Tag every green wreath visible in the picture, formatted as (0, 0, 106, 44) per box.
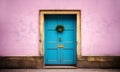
(56, 25, 64, 33)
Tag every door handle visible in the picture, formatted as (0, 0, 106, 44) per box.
(57, 44, 64, 48)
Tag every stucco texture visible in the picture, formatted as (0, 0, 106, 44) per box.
(0, 0, 120, 56)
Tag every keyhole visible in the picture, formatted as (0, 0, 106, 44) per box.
(59, 37, 61, 42)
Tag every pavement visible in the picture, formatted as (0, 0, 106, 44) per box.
(0, 69, 120, 72)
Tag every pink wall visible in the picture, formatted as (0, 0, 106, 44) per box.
(0, 0, 120, 56)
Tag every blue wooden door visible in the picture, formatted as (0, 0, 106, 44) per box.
(44, 14, 76, 65)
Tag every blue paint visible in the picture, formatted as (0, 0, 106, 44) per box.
(44, 14, 76, 65)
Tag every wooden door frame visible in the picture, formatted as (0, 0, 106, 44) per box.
(39, 10, 81, 65)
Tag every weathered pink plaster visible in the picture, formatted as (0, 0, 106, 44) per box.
(0, 0, 120, 56)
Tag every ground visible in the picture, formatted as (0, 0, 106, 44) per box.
(0, 69, 120, 72)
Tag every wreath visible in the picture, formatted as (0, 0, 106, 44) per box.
(56, 25, 64, 33)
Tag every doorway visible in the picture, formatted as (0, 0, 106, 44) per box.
(39, 10, 81, 66)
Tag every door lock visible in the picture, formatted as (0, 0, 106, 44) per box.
(59, 37, 62, 42)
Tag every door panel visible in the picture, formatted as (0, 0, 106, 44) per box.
(46, 50, 58, 64)
(63, 31, 74, 42)
(44, 14, 76, 65)
(61, 50, 74, 64)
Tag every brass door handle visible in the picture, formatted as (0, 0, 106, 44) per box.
(57, 44, 64, 48)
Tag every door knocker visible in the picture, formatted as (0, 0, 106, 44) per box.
(56, 25, 64, 33)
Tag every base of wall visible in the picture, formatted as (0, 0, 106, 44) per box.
(0, 56, 43, 69)
(77, 61, 120, 68)
(77, 56, 120, 68)
(0, 56, 120, 68)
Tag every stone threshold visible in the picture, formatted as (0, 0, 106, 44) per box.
(44, 66, 78, 69)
